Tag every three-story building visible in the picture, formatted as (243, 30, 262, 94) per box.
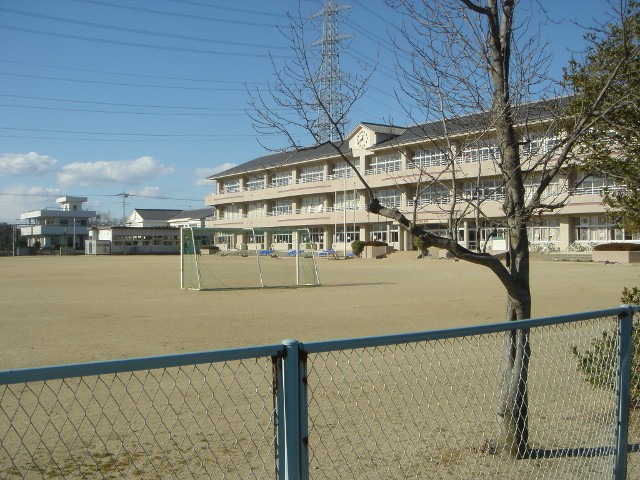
(205, 104, 637, 254)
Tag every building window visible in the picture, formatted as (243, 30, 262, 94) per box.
(244, 233, 264, 244)
(375, 188, 401, 208)
(299, 165, 324, 184)
(59, 219, 68, 225)
(334, 191, 359, 211)
(390, 225, 399, 243)
(301, 196, 324, 213)
(336, 225, 360, 243)
(412, 148, 449, 168)
(271, 171, 292, 187)
(460, 141, 500, 163)
(368, 153, 401, 174)
(462, 178, 505, 201)
(412, 184, 450, 205)
(273, 233, 292, 245)
(246, 175, 265, 191)
(304, 227, 325, 249)
(521, 135, 560, 155)
(215, 234, 234, 248)
(572, 216, 637, 242)
(247, 202, 265, 218)
(418, 223, 449, 238)
(524, 173, 562, 199)
(223, 205, 240, 219)
(529, 217, 560, 242)
(272, 200, 293, 216)
(573, 172, 622, 196)
(369, 224, 387, 242)
(332, 160, 359, 179)
(222, 179, 240, 193)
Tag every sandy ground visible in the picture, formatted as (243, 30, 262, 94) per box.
(2, 253, 639, 479)
(0, 253, 638, 370)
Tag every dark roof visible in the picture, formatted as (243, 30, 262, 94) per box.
(170, 207, 216, 221)
(373, 97, 570, 149)
(210, 97, 569, 178)
(133, 209, 182, 221)
(210, 141, 352, 179)
(360, 122, 406, 136)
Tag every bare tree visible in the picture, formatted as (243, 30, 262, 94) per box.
(249, 0, 634, 459)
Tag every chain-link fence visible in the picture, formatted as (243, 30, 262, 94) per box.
(300, 306, 640, 480)
(1, 307, 638, 479)
(0, 347, 282, 479)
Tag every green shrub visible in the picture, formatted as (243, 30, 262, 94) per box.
(413, 236, 430, 255)
(572, 286, 640, 407)
(622, 287, 640, 305)
(351, 240, 365, 257)
(364, 240, 388, 247)
(593, 243, 640, 252)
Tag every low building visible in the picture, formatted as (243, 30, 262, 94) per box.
(19, 196, 96, 253)
(86, 207, 216, 255)
(125, 209, 182, 227)
(87, 226, 181, 255)
(168, 207, 216, 228)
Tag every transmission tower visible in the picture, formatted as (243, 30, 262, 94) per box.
(310, 0, 352, 143)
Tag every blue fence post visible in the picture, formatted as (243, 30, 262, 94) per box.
(282, 339, 304, 480)
(274, 353, 286, 480)
(614, 306, 633, 480)
(299, 348, 309, 480)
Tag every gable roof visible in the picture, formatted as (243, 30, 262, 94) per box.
(208, 97, 570, 179)
(210, 141, 352, 179)
(360, 122, 406, 136)
(169, 207, 216, 221)
(132, 209, 182, 221)
(373, 97, 570, 149)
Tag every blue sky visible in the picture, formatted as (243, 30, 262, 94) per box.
(0, 0, 614, 222)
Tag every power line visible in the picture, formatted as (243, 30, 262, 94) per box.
(69, 0, 286, 29)
(0, 7, 289, 51)
(161, 0, 287, 19)
(0, 102, 251, 117)
(0, 134, 277, 143)
(0, 93, 265, 112)
(0, 71, 258, 92)
(0, 25, 291, 59)
(0, 192, 205, 202)
(0, 125, 265, 138)
(0, 59, 268, 86)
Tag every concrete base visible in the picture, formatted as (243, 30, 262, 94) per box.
(592, 251, 640, 264)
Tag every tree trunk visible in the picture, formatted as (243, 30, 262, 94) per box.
(497, 217, 532, 458)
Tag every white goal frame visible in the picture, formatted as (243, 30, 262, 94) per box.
(180, 227, 320, 290)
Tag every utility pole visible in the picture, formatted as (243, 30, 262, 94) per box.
(116, 193, 131, 225)
(310, 0, 352, 142)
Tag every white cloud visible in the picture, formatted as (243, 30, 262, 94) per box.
(0, 152, 58, 176)
(57, 156, 174, 187)
(134, 186, 162, 198)
(0, 184, 63, 221)
(193, 163, 236, 186)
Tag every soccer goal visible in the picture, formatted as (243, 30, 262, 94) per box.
(181, 227, 321, 290)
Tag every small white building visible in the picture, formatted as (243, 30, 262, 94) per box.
(19, 196, 96, 253)
(125, 209, 182, 227)
(85, 207, 215, 255)
(87, 226, 181, 255)
(168, 207, 216, 228)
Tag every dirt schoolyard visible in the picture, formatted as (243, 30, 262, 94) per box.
(1, 254, 638, 370)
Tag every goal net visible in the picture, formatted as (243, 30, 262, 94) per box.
(181, 227, 320, 290)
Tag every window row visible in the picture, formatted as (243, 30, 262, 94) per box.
(219, 136, 563, 194)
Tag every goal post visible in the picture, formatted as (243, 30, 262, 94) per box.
(180, 227, 320, 290)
